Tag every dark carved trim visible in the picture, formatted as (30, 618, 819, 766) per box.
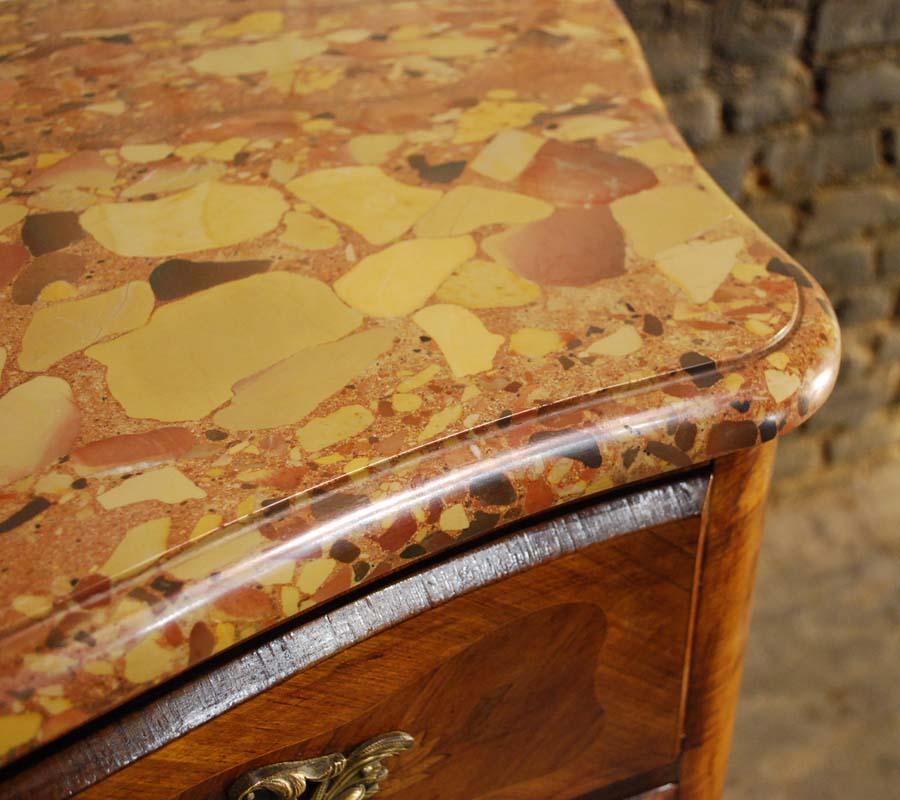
(0, 471, 709, 799)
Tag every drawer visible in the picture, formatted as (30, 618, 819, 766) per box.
(74, 510, 700, 800)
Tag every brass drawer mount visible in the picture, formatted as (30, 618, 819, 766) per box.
(228, 731, 414, 800)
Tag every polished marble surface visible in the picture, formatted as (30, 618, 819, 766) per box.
(0, 0, 838, 763)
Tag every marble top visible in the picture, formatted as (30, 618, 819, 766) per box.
(0, 0, 838, 765)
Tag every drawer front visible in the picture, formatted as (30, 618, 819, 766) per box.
(78, 514, 700, 800)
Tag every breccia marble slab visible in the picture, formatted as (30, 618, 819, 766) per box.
(0, 0, 838, 765)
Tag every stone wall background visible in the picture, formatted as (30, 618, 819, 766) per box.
(620, 0, 900, 485)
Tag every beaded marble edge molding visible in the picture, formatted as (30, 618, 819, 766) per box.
(0, 0, 839, 765)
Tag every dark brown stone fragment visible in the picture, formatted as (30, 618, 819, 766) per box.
(706, 420, 759, 456)
(188, 621, 216, 664)
(0, 497, 52, 534)
(674, 421, 698, 452)
(0, 243, 29, 288)
(680, 351, 722, 388)
(470, 472, 517, 506)
(310, 492, 367, 521)
(643, 314, 664, 336)
(330, 539, 361, 563)
(407, 153, 466, 183)
(149, 258, 270, 301)
(11, 252, 85, 303)
(150, 575, 183, 597)
(529, 430, 603, 468)
(646, 441, 693, 468)
(21, 212, 85, 256)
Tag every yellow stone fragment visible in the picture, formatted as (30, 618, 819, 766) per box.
(214, 327, 394, 431)
(390, 34, 494, 58)
(0, 713, 41, 757)
(99, 516, 171, 578)
(87, 273, 361, 421)
(36, 280, 77, 302)
(34, 472, 71, 495)
(124, 634, 181, 684)
(656, 237, 744, 304)
(214, 622, 236, 652)
(28, 186, 96, 212)
(391, 393, 422, 413)
(97, 467, 205, 510)
(280, 210, 340, 250)
(12, 595, 53, 619)
(269, 159, 299, 184)
(732, 261, 768, 283)
(413, 304, 503, 377)
(439, 504, 469, 531)
(510, 328, 564, 358)
(346, 133, 403, 165)
(36, 152, 70, 169)
(610, 186, 733, 259)
(212, 11, 284, 38)
(19, 281, 154, 372)
(203, 137, 249, 162)
(548, 458, 574, 484)
(585, 326, 643, 356)
(765, 369, 801, 402)
(397, 364, 440, 392)
(287, 166, 441, 245)
(173, 141, 214, 160)
(257, 560, 295, 586)
(296, 405, 374, 451)
(281, 585, 301, 615)
(469, 129, 545, 182)
(454, 99, 546, 144)
(36, 695, 71, 715)
(0, 377, 79, 487)
(618, 138, 693, 168)
(86, 100, 126, 116)
(0, 202, 26, 232)
(84, 660, 114, 676)
(745, 319, 775, 337)
(190, 512, 223, 540)
(723, 373, 745, 392)
(343, 456, 370, 473)
(297, 557, 335, 594)
(418, 402, 462, 442)
(81, 181, 287, 257)
(767, 351, 790, 370)
(120, 144, 173, 163)
(189, 34, 327, 76)
(546, 115, 629, 141)
(170, 528, 266, 582)
(334, 236, 475, 316)
(415, 186, 552, 238)
(121, 162, 226, 199)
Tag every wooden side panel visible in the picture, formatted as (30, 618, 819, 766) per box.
(679, 442, 776, 799)
(79, 516, 701, 800)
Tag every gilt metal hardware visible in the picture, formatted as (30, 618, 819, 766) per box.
(228, 731, 414, 800)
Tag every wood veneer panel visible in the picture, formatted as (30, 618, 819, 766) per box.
(679, 442, 777, 799)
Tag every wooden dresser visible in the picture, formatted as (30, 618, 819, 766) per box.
(0, 1, 839, 798)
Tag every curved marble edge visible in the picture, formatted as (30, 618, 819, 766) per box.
(0, 257, 837, 766)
